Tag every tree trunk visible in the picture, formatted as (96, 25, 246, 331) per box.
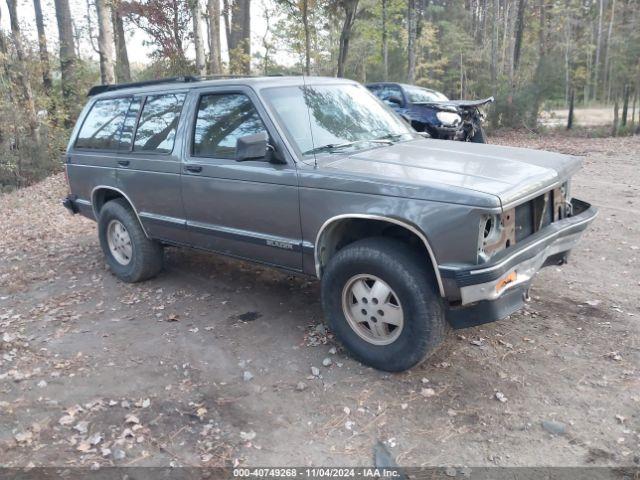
(530, 0, 547, 127)
(54, 0, 79, 117)
(302, 0, 311, 75)
(207, 0, 222, 74)
(96, 0, 116, 84)
(611, 95, 618, 136)
(6, 0, 39, 139)
(490, 0, 498, 85)
(382, 0, 388, 80)
(567, 87, 574, 129)
(630, 87, 637, 130)
(228, 0, 251, 74)
(602, 0, 615, 102)
(593, 0, 603, 101)
(33, 0, 53, 93)
(337, 0, 358, 78)
(112, 6, 131, 82)
(621, 84, 629, 127)
(190, 0, 207, 75)
(512, 0, 526, 72)
(407, 0, 416, 83)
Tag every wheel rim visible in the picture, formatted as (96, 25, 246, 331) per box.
(341, 274, 404, 346)
(107, 219, 133, 266)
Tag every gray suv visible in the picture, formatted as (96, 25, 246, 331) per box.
(63, 76, 597, 372)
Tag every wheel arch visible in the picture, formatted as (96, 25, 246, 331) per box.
(314, 214, 445, 297)
(90, 185, 150, 238)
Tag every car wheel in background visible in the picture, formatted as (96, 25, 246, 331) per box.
(470, 125, 487, 143)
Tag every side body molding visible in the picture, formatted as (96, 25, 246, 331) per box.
(90, 185, 151, 239)
(314, 214, 445, 297)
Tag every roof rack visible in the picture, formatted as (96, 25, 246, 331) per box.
(87, 73, 286, 97)
(87, 76, 199, 97)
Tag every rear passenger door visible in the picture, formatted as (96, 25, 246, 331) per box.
(116, 91, 189, 244)
(180, 86, 302, 271)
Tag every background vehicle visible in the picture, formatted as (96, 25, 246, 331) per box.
(366, 82, 494, 143)
(63, 76, 595, 372)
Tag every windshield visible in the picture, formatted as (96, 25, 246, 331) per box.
(405, 86, 449, 103)
(261, 84, 414, 157)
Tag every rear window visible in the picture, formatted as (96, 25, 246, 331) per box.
(133, 93, 186, 153)
(75, 98, 132, 150)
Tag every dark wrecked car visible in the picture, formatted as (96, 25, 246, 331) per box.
(366, 82, 494, 143)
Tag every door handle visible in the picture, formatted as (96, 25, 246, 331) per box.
(117, 160, 130, 167)
(185, 165, 203, 173)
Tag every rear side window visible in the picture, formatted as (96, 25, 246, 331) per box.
(133, 93, 186, 153)
(193, 93, 267, 159)
(75, 97, 132, 150)
(118, 98, 142, 151)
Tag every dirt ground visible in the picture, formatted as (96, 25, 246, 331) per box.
(540, 107, 620, 128)
(0, 132, 638, 469)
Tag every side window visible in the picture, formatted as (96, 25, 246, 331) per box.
(118, 98, 142, 151)
(75, 97, 132, 150)
(379, 86, 403, 104)
(193, 93, 267, 159)
(367, 85, 381, 96)
(133, 93, 186, 153)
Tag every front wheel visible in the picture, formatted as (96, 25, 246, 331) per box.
(321, 237, 447, 372)
(470, 125, 487, 143)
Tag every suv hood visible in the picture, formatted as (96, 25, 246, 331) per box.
(321, 139, 581, 209)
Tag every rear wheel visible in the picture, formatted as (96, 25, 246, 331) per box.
(321, 237, 447, 372)
(98, 199, 164, 283)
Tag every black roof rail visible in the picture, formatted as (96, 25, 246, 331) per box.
(87, 73, 290, 97)
(87, 76, 199, 97)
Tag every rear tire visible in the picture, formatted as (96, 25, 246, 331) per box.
(321, 237, 447, 372)
(98, 198, 164, 283)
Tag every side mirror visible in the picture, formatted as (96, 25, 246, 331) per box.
(235, 132, 286, 164)
(387, 96, 403, 106)
(236, 132, 269, 161)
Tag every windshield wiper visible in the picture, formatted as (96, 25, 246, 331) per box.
(303, 139, 393, 155)
(375, 133, 408, 143)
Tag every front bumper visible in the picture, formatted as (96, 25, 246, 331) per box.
(442, 198, 597, 328)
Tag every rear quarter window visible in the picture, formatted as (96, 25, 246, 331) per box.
(75, 97, 132, 150)
(133, 93, 186, 153)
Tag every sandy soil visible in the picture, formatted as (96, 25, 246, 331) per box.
(0, 132, 638, 468)
(540, 107, 624, 128)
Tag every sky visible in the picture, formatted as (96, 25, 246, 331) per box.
(0, 0, 294, 68)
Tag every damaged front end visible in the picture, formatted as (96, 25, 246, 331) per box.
(441, 182, 597, 329)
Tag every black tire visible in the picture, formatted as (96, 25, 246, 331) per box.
(321, 237, 447, 372)
(470, 125, 487, 143)
(98, 198, 164, 283)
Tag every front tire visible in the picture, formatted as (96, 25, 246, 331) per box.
(321, 237, 447, 372)
(98, 199, 164, 283)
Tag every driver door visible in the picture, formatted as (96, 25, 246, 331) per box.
(180, 86, 303, 271)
